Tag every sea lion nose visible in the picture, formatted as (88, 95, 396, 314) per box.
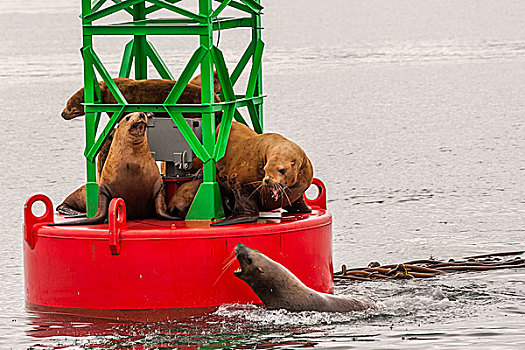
(235, 243, 247, 255)
(264, 178, 270, 184)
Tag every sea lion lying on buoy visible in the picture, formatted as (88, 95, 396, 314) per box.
(234, 244, 377, 312)
(167, 179, 203, 219)
(61, 78, 221, 120)
(56, 129, 115, 216)
(52, 112, 180, 225)
(189, 71, 222, 95)
(212, 121, 313, 226)
(167, 178, 234, 219)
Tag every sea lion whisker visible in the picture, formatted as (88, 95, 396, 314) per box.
(279, 185, 292, 206)
(214, 253, 238, 286)
(248, 182, 264, 199)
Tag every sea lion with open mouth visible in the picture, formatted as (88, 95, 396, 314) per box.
(212, 121, 313, 226)
(61, 78, 221, 120)
(233, 243, 377, 312)
(51, 112, 181, 225)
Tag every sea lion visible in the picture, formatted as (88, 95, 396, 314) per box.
(189, 71, 222, 95)
(167, 179, 203, 218)
(212, 121, 313, 226)
(52, 112, 180, 225)
(234, 243, 377, 312)
(167, 177, 234, 219)
(56, 129, 115, 216)
(61, 78, 221, 120)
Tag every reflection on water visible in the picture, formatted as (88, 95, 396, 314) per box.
(1, 0, 525, 348)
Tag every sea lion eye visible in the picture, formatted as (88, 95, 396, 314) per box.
(125, 115, 131, 121)
(278, 168, 287, 175)
(246, 257, 252, 265)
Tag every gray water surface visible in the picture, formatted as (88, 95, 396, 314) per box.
(1, 1, 525, 349)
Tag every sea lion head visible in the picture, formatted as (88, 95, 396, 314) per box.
(234, 244, 272, 284)
(61, 87, 86, 120)
(234, 243, 299, 309)
(115, 112, 150, 144)
(262, 143, 303, 200)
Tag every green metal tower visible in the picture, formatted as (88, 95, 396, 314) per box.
(79, 0, 264, 220)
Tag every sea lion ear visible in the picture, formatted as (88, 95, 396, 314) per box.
(257, 267, 264, 273)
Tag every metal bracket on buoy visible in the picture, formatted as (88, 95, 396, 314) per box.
(304, 178, 327, 210)
(108, 198, 127, 255)
(24, 194, 54, 249)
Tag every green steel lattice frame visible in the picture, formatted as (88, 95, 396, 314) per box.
(80, 0, 264, 220)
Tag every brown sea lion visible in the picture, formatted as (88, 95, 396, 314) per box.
(167, 177, 234, 219)
(56, 129, 115, 216)
(189, 71, 222, 95)
(51, 112, 180, 225)
(212, 121, 313, 226)
(61, 78, 221, 120)
(167, 179, 203, 219)
(234, 244, 377, 312)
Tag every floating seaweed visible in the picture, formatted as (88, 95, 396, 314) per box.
(334, 251, 525, 281)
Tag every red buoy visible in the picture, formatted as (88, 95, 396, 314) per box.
(24, 179, 333, 321)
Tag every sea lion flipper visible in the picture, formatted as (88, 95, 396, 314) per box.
(154, 182, 183, 220)
(283, 196, 312, 214)
(211, 184, 259, 226)
(210, 215, 258, 226)
(49, 190, 110, 226)
(56, 204, 84, 216)
(65, 214, 87, 219)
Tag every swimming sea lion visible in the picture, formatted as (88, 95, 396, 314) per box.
(56, 129, 115, 216)
(52, 112, 180, 225)
(234, 244, 377, 312)
(61, 78, 221, 120)
(212, 121, 313, 226)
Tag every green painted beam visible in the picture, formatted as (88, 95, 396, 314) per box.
(147, 0, 206, 23)
(119, 39, 135, 78)
(91, 0, 107, 12)
(239, 0, 263, 14)
(212, 17, 254, 31)
(84, 0, 142, 23)
(211, 0, 233, 18)
(85, 106, 126, 161)
(213, 104, 235, 160)
(145, 0, 182, 15)
(82, 0, 99, 217)
(165, 109, 211, 163)
(245, 39, 264, 99)
(233, 108, 248, 125)
(145, 40, 175, 80)
(213, 0, 252, 14)
(133, 2, 148, 80)
(165, 46, 207, 104)
(84, 103, 221, 113)
(84, 24, 207, 35)
(230, 41, 255, 86)
(247, 100, 262, 133)
(84, 47, 128, 104)
(110, 0, 135, 16)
